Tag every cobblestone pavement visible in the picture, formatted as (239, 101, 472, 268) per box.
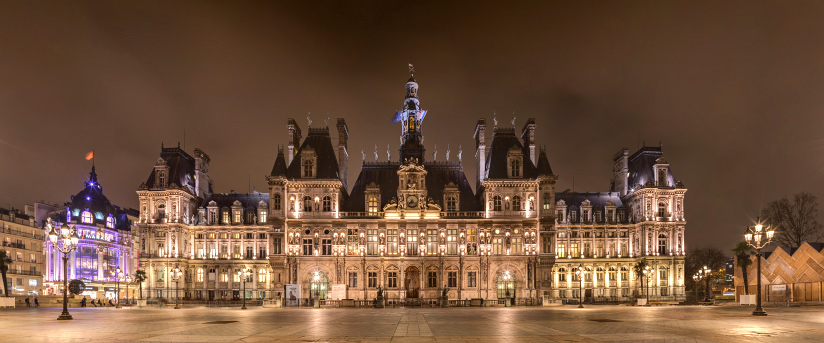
(1, 304, 823, 342)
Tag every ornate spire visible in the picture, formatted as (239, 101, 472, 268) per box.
(399, 65, 426, 162)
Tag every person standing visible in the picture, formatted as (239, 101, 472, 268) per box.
(81, 296, 87, 307)
(34, 297, 39, 307)
(24, 297, 30, 307)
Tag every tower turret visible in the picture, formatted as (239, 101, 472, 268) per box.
(399, 65, 426, 162)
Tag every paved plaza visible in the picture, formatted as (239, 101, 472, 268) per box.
(0, 304, 822, 342)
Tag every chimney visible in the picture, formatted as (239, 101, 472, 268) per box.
(287, 118, 302, 165)
(336, 118, 349, 190)
(521, 118, 536, 165)
(612, 148, 629, 196)
(474, 118, 487, 186)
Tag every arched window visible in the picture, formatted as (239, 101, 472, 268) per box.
(543, 193, 551, 210)
(658, 202, 666, 217)
(558, 268, 567, 282)
(322, 196, 332, 212)
(496, 272, 516, 299)
(106, 215, 114, 228)
(302, 159, 314, 178)
(197, 268, 204, 282)
(446, 196, 457, 212)
(273, 194, 281, 210)
(608, 267, 616, 281)
(512, 196, 521, 211)
(493, 196, 502, 211)
(303, 196, 312, 212)
(367, 196, 378, 214)
(81, 210, 93, 224)
(658, 234, 667, 255)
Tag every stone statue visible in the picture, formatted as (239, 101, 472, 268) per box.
(442, 288, 449, 297)
(377, 286, 383, 297)
(458, 145, 462, 163)
(446, 144, 450, 161)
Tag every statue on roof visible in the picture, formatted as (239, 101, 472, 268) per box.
(458, 145, 462, 163)
(374, 144, 378, 161)
(307, 114, 312, 127)
(446, 145, 450, 161)
(511, 115, 516, 126)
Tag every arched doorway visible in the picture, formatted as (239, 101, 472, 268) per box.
(496, 271, 516, 299)
(405, 266, 419, 298)
(309, 271, 329, 300)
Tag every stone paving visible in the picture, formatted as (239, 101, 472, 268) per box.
(0, 304, 823, 342)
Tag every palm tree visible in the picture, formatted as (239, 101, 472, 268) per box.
(0, 250, 12, 297)
(134, 269, 147, 300)
(732, 241, 753, 295)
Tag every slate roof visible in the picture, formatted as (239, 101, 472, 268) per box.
(536, 148, 553, 176)
(270, 148, 287, 177)
(345, 162, 479, 212)
(64, 166, 137, 231)
(555, 191, 624, 208)
(286, 127, 341, 181)
(204, 191, 269, 209)
(484, 127, 537, 179)
(143, 146, 197, 194)
(625, 146, 677, 189)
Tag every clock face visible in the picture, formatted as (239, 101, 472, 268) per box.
(407, 195, 418, 208)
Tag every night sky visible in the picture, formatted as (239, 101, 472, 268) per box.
(1, 1, 823, 252)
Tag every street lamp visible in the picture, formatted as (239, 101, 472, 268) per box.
(47, 219, 79, 320)
(312, 271, 320, 308)
(172, 265, 182, 309)
(642, 265, 655, 306)
(115, 267, 122, 308)
(503, 271, 511, 307)
(745, 218, 775, 316)
(693, 266, 711, 302)
(575, 264, 587, 308)
(125, 275, 132, 306)
(238, 269, 251, 309)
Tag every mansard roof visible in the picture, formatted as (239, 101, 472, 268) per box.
(484, 127, 537, 179)
(270, 148, 287, 177)
(204, 191, 269, 209)
(344, 162, 479, 212)
(286, 127, 341, 180)
(626, 145, 677, 189)
(143, 145, 197, 193)
(555, 190, 624, 208)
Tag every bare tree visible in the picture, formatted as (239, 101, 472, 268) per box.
(685, 247, 726, 294)
(760, 192, 823, 250)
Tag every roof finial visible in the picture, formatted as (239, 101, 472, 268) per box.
(446, 144, 450, 161)
(307, 113, 312, 127)
(408, 63, 414, 77)
(387, 144, 391, 161)
(325, 116, 330, 127)
(511, 113, 516, 126)
(493, 111, 498, 127)
(374, 144, 378, 161)
(458, 145, 462, 163)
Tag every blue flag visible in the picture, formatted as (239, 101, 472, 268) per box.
(391, 110, 403, 124)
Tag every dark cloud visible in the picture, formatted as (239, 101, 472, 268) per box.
(1, 1, 823, 252)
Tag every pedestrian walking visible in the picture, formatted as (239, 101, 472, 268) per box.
(34, 297, 39, 307)
(25, 297, 30, 307)
(81, 296, 87, 307)
(97, 299, 102, 307)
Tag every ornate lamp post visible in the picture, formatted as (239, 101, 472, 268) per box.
(642, 265, 655, 306)
(239, 269, 251, 309)
(125, 275, 131, 306)
(575, 264, 587, 308)
(47, 219, 79, 320)
(745, 219, 775, 316)
(115, 267, 122, 308)
(693, 266, 711, 302)
(172, 265, 182, 309)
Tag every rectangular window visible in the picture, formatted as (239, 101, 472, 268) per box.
(246, 232, 253, 239)
(272, 238, 282, 255)
(233, 232, 241, 239)
(557, 243, 566, 258)
(584, 243, 591, 258)
(447, 229, 457, 255)
(570, 243, 579, 257)
(245, 246, 253, 259)
(493, 238, 503, 255)
(322, 239, 332, 255)
(426, 229, 438, 255)
(303, 238, 313, 256)
(348, 272, 358, 288)
(233, 244, 241, 259)
(467, 272, 477, 287)
(259, 233, 267, 239)
(259, 247, 266, 259)
(511, 237, 522, 254)
(407, 229, 418, 255)
(368, 272, 377, 288)
(347, 229, 359, 256)
(447, 271, 457, 288)
(367, 229, 378, 255)
(208, 233, 216, 239)
(466, 228, 477, 255)
(222, 211, 229, 224)
(387, 229, 398, 255)
(220, 233, 228, 239)
(387, 272, 398, 288)
(427, 271, 437, 288)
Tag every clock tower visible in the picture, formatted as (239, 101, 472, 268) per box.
(398, 65, 427, 163)
(397, 158, 427, 212)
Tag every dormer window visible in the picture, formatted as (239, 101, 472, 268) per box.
(300, 149, 317, 178)
(81, 210, 93, 224)
(106, 215, 114, 228)
(367, 196, 378, 214)
(222, 210, 229, 224)
(446, 196, 457, 212)
(658, 202, 666, 217)
(506, 147, 524, 178)
(158, 171, 166, 187)
(570, 211, 577, 222)
(272, 194, 282, 211)
(233, 210, 241, 224)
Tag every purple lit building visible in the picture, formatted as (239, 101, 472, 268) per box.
(44, 167, 139, 300)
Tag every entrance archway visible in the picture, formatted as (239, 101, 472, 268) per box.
(496, 271, 516, 299)
(405, 266, 419, 298)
